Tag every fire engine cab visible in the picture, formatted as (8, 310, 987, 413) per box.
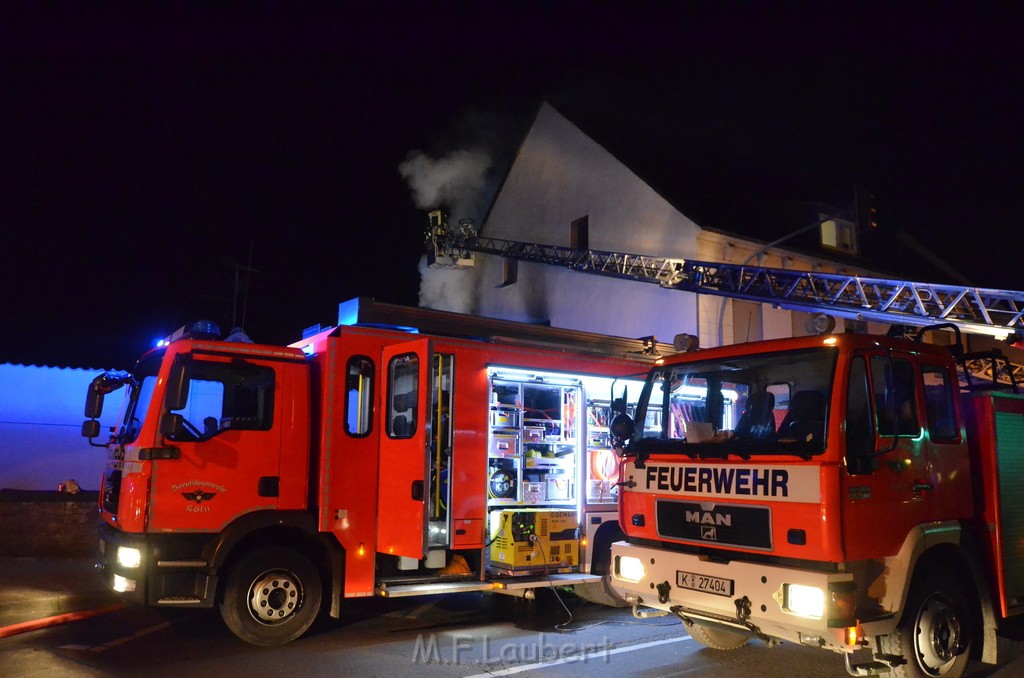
(608, 326, 1024, 677)
(83, 298, 653, 645)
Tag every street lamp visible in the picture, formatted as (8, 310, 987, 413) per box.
(716, 216, 835, 347)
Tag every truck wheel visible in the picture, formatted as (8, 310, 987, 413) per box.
(878, 572, 972, 678)
(685, 620, 750, 650)
(219, 546, 323, 646)
(574, 573, 629, 608)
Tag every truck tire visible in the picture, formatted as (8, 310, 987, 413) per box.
(574, 573, 629, 608)
(878, 571, 972, 678)
(684, 620, 750, 650)
(219, 546, 323, 646)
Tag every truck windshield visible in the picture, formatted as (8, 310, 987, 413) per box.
(631, 347, 837, 459)
(116, 354, 162, 444)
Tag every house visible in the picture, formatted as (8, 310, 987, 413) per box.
(421, 103, 890, 350)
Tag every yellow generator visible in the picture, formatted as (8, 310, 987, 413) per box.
(489, 509, 579, 572)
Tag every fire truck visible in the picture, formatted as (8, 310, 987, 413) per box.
(83, 298, 655, 645)
(428, 214, 1024, 677)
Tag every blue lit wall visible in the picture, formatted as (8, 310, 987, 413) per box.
(0, 363, 119, 491)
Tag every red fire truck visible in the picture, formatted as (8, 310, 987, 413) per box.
(425, 214, 1024, 676)
(83, 298, 652, 645)
(607, 325, 1024, 677)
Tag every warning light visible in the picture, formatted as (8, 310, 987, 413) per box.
(158, 320, 221, 347)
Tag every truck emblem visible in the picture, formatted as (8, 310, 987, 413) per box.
(182, 490, 216, 504)
(701, 526, 718, 540)
(685, 509, 732, 527)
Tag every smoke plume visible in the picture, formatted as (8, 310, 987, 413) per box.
(399, 148, 493, 226)
(400, 111, 519, 313)
(400, 148, 493, 313)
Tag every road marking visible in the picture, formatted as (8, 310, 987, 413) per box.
(403, 603, 437, 619)
(60, 612, 202, 653)
(461, 635, 693, 677)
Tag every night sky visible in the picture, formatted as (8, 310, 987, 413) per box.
(2, 3, 1022, 370)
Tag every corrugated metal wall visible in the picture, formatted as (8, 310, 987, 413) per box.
(0, 364, 119, 491)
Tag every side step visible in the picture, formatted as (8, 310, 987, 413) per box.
(377, 580, 495, 597)
(376, 572, 602, 598)
(492, 573, 601, 591)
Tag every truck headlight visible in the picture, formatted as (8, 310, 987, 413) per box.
(112, 574, 136, 592)
(117, 546, 142, 568)
(785, 584, 825, 619)
(615, 555, 646, 583)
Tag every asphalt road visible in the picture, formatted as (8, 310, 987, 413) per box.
(0, 587, 1016, 678)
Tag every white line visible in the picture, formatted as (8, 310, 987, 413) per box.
(461, 635, 693, 677)
(403, 603, 436, 619)
(59, 612, 202, 653)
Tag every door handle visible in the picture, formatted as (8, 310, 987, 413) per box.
(913, 480, 933, 493)
(411, 480, 424, 501)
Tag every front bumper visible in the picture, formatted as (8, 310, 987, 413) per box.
(610, 541, 856, 651)
(98, 523, 219, 608)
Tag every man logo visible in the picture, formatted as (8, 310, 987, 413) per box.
(685, 510, 732, 527)
(701, 526, 718, 540)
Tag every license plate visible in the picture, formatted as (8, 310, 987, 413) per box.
(677, 570, 734, 597)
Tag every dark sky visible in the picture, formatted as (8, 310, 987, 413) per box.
(2, 3, 1022, 369)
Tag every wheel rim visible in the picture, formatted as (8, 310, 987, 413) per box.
(914, 592, 964, 676)
(247, 568, 304, 625)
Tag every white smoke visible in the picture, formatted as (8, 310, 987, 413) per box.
(400, 148, 495, 313)
(399, 148, 493, 225)
(416, 255, 475, 314)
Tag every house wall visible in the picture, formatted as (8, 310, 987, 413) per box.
(693, 229, 894, 347)
(472, 103, 700, 347)
(434, 103, 883, 351)
(0, 363, 119, 491)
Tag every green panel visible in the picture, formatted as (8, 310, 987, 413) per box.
(996, 410, 1024, 602)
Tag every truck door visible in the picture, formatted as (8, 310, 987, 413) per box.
(377, 339, 432, 559)
(148, 353, 283, 532)
(842, 350, 931, 557)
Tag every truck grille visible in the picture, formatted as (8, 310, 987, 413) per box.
(102, 468, 122, 515)
(656, 500, 772, 550)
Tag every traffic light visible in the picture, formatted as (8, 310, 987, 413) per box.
(855, 186, 879, 231)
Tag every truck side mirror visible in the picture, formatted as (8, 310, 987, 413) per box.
(165, 363, 190, 410)
(82, 419, 101, 438)
(160, 412, 187, 440)
(610, 412, 636, 450)
(85, 389, 103, 419)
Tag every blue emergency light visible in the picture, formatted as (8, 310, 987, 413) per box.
(157, 320, 221, 347)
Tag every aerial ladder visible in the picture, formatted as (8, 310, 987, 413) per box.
(426, 210, 1024, 387)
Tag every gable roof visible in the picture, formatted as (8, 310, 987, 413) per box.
(486, 101, 909, 278)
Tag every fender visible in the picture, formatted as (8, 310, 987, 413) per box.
(206, 510, 346, 614)
(206, 510, 321, 567)
(859, 520, 996, 661)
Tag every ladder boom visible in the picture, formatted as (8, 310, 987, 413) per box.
(430, 218, 1024, 339)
